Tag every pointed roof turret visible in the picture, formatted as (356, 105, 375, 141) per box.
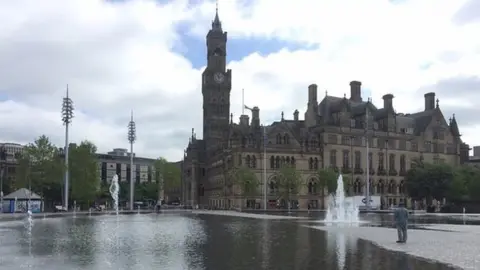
(211, 0, 222, 32)
(450, 114, 460, 137)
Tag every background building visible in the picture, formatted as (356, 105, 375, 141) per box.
(466, 146, 480, 167)
(95, 148, 182, 203)
(0, 142, 24, 194)
(181, 8, 469, 210)
(97, 148, 154, 184)
(0, 144, 180, 203)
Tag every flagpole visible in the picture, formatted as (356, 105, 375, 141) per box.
(263, 125, 267, 211)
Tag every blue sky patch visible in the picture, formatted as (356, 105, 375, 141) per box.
(173, 23, 318, 69)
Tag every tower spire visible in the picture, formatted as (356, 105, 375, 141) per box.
(212, 0, 222, 31)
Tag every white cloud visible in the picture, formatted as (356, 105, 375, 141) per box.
(0, 0, 479, 161)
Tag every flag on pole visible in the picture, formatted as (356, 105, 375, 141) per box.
(244, 105, 253, 111)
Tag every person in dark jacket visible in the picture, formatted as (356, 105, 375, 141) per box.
(394, 202, 409, 243)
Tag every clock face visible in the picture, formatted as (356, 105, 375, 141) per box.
(214, 72, 225, 83)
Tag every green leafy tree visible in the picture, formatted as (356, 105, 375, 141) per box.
(97, 182, 111, 201)
(154, 157, 181, 201)
(405, 160, 454, 204)
(69, 141, 100, 208)
(118, 182, 130, 203)
(135, 182, 158, 201)
(450, 166, 480, 201)
(230, 166, 259, 198)
(316, 168, 349, 194)
(277, 165, 302, 207)
(316, 168, 350, 209)
(15, 135, 64, 206)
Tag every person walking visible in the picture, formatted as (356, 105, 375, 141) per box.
(394, 202, 409, 243)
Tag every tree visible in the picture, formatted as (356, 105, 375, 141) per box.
(15, 135, 64, 206)
(316, 168, 349, 195)
(450, 166, 480, 201)
(405, 161, 454, 204)
(135, 182, 158, 201)
(316, 168, 350, 209)
(154, 157, 181, 201)
(230, 166, 259, 198)
(69, 141, 100, 207)
(277, 165, 302, 208)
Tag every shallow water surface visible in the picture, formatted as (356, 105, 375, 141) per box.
(0, 213, 456, 269)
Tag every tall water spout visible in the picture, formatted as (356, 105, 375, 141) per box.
(110, 174, 120, 215)
(324, 174, 359, 223)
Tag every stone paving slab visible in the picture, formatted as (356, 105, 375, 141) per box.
(307, 225, 480, 269)
(420, 224, 480, 233)
(192, 210, 307, 220)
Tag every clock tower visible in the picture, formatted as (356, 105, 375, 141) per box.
(202, 7, 232, 153)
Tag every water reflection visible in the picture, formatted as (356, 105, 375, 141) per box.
(260, 219, 270, 269)
(0, 214, 458, 270)
(336, 233, 345, 269)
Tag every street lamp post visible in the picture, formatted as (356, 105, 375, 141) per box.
(61, 85, 74, 211)
(127, 110, 136, 210)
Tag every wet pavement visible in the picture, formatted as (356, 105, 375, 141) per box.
(0, 212, 462, 270)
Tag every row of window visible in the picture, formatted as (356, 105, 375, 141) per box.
(307, 134, 455, 154)
(351, 179, 406, 195)
(100, 162, 153, 183)
(234, 132, 456, 155)
(267, 177, 405, 195)
(270, 156, 296, 169)
(328, 151, 408, 172)
(244, 155, 297, 169)
(275, 134, 290, 144)
(243, 152, 409, 172)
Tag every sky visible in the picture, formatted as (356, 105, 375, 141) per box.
(0, 0, 479, 162)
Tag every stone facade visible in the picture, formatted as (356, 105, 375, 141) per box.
(181, 9, 469, 210)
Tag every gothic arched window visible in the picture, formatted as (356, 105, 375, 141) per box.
(269, 178, 278, 194)
(308, 179, 317, 194)
(378, 179, 385, 194)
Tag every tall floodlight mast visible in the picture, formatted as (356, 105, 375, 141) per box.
(61, 85, 74, 211)
(127, 110, 136, 210)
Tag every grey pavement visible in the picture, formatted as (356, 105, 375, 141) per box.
(308, 224, 480, 269)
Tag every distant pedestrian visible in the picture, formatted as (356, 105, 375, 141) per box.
(394, 202, 409, 243)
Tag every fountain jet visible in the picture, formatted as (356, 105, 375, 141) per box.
(324, 174, 359, 223)
(110, 174, 120, 215)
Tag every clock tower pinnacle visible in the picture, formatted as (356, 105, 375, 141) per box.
(202, 4, 232, 153)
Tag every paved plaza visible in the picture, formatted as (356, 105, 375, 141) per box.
(2, 210, 479, 269)
(308, 224, 480, 269)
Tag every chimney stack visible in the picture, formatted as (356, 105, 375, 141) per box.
(308, 84, 318, 103)
(239, 115, 249, 126)
(382, 94, 394, 109)
(349, 81, 362, 102)
(251, 106, 260, 127)
(293, 109, 299, 121)
(424, 92, 435, 111)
